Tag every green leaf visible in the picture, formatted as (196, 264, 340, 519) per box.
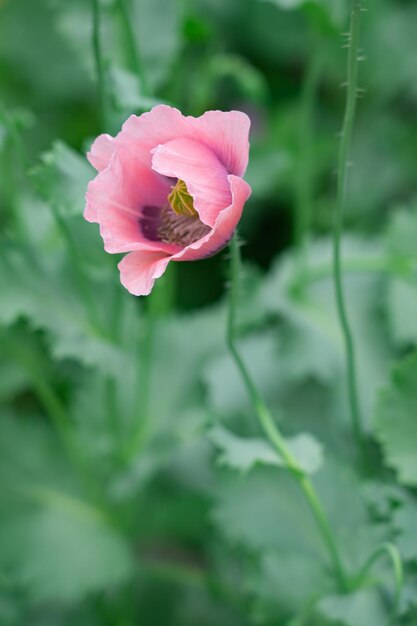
(149, 306, 227, 428)
(209, 425, 323, 474)
(385, 207, 417, 347)
(204, 328, 281, 415)
(400, 574, 417, 617)
(248, 551, 333, 619)
(212, 466, 324, 555)
(386, 279, 417, 347)
(109, 65, 166, 114)
(318, 588, 388, 626)
(394, 495, 417, 562)
(0, 416, 134, 602)
(374, 352, 417, 487)
(0, 244, 132, 376)
(0, 500, 133, 603)
(0, 357, 28, 404)
(31, 141, 93, 216)
(259, 238, 392, 427)
(212, 458, 388, 622)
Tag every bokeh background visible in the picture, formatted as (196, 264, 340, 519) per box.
(1, 0, 417, 624)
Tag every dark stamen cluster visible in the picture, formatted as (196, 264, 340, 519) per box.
(140, 205, 211, 246)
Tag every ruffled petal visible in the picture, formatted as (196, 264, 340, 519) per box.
(172, 175, 251, 262)
(151, 138, 231, 227)
(85, 146, 177, 254)
(116, 105, 250, 176)
(117, 106, 190, 166)
(190, 110, 251, 177)
(118, 250, 171, 296)
(87, 134, 116, 172)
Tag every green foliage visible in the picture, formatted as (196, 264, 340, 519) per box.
(1, 0, 417, 624)
(318, 589, 388, 626)
(210, 424, 323, 474)
(375, 353, 417, 487)
(0, 416, 134, 602)
(30, 141, 94, 217)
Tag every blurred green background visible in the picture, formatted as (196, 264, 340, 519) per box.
(1, 0, 417, 624)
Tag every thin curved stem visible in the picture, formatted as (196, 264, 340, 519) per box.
(227, 234, 347, 591)
(354, 543, 403, 626)
(333, 0, 364, 446)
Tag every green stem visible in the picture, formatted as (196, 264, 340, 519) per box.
(333, 0, 363, 446)
(295, 50, 322, 287)
(227, 235, 347, 591)
(92, 0, 109, 130)
(353, 543, 403, 626)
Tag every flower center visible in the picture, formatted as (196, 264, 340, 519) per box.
(167, 179, 198, 217)
(139, 180, 211, 247)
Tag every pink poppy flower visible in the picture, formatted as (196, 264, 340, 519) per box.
(85, 105, 251, 295)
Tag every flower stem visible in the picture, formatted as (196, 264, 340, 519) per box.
(294, 49, 322, 287)
(333, 0, 364, 446)
(227, 234, 347, 591)
(353, 543, 403, 625)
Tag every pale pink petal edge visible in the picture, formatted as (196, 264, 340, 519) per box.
(87, 134, 116, 172)
(118, 250, 171, 296)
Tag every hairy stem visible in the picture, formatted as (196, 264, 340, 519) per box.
(333, 0, 364, 445)
(227, 234, 347, 591)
